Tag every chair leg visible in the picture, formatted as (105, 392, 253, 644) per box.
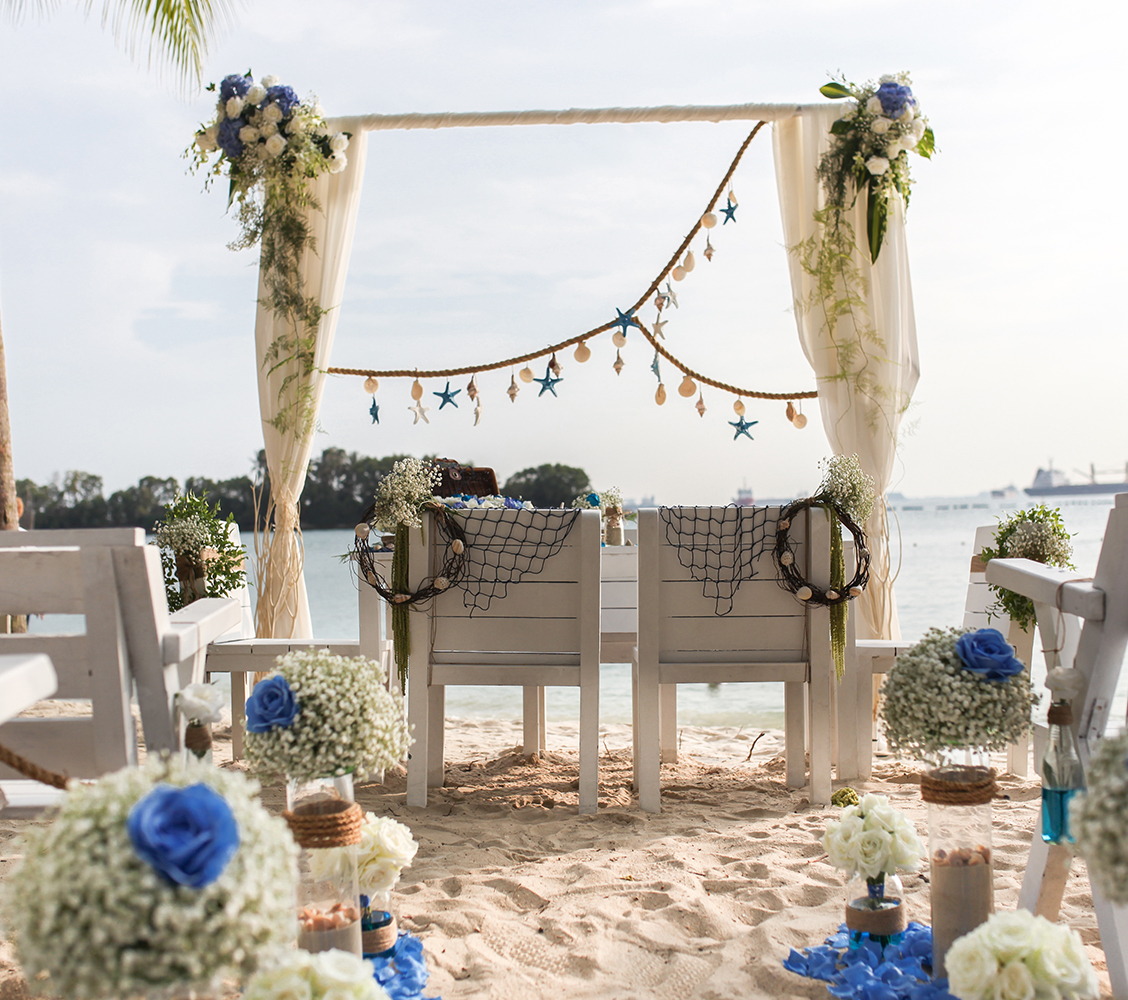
(636, 655, 662, 813)
(578, 666, 599, 815)
(428, 686, 445, 788)
(522, 686, 545, 755)
(406, 671, 430, 808)
(808, 666, 833, 806)
(659, 684, 677, 763)
(784, 681, 805, 789)
(230, 671, 247, 761)
(631, 657, 640, 790)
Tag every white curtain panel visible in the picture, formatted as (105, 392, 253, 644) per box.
(772, 105, 920, 641)
(253, 119, 369, 638)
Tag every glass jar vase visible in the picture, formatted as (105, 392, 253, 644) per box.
(845, 873, 906, 952)
(285, 775, 363, 957)
(922, 761, 995, 978)
(361, 888, 399, 958)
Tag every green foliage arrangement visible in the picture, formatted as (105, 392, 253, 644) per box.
(980, 505, 1074, 631)
(153, 492, 247, 611)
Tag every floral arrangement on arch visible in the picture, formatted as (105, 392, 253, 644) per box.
(1071, 728, 1128, 905)
(822, 792, 924, 890)
(0, 756, 298, 999)
(244, 649, 412, 783)
(945, 909, 1098, 1000)
(571, 486, 637, 521)
(880, 627, 1037, 757)
(242, 949, 388, 1000)
(153, 491, 246, 612)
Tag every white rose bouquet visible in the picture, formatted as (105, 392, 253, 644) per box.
(822, 792, 924, 889)
(176, 681, 225, 726)
(1071, 728, 1128, 905)
(310, 812, 419, 896)
(946, 910, 1098, 1000)
(242, 949, 389, 1000)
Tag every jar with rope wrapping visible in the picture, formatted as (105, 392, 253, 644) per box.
(285, 774, 364, 957)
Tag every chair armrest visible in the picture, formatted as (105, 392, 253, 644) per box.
(0, 653, 58, 725)
(164, 599, 243, 664)
(985, 558, 1104, 621)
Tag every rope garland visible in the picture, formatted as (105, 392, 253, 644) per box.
(327, 122, 818, 403)
(920, 766, 998, 807)
(284, 798, 365, 849)
(0, 742, 69, 789)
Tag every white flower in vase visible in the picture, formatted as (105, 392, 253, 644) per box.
(865, 155, 890, 176)
(262, 102, 284, 125)
(327, 153, 348, 174)
(246, 83, 267, 105)
(261, 74, 280, 87)
(177, 682, 225, 726)
(265, 134, 287, 158)
(239, 124, 260, 144)
(226, 95, 245, 117)
(330, 131, 350, 152)
(870, 117, 892, 134)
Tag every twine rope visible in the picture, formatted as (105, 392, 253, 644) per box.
(184, 724, 213, 754)
(920, 767, 998, 806)
(1042, 576, 1094, 657)
(283, 798, 365, 849)
(0, 741, 69, 789)
(327, 122, 818, 403)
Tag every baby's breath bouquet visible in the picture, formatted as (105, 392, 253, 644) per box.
(880, 627, 1037, 758)
(244, 650, 412, 783)
(1071, 729, 1128, 905)
(0, 756, 298, 999)
(153, 491, 246, 611)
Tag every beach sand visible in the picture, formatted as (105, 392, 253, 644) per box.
(0, 715, 1113, 999)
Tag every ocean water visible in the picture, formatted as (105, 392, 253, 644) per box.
(296, 495, 1125, 731)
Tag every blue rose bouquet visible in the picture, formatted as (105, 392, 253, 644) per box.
(879, 627, 1037, 758)
(0, 756, 298, 999)
(244, 650, 412, 783)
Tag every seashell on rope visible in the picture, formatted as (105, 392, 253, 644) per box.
(363, 376, 379, 394)
(655, 384, 667, 405)
(451, 539, 465, 555)
(796, 586, 813, 601)
(574, 341, 591, 363)
(613, 350, 625, 375)
(678, 374, 697, 397)
(508, 375, 519, 402)
(519, 365, 534, 383)
(354, 523, 370, 540)
(411, 379, 423, 401)
(695, 393, 706, 417)
(671, 265, 686, 281)
(612, 330, 627, 348)
(733, 398, 746, 416)
(682, 250, 695, 273)
(793, 413, 808, 429)
(701, 212, 717, 229)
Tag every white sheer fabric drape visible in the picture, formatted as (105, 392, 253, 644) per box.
(254, 119, 368, 638)
(772, 105, 920, 641)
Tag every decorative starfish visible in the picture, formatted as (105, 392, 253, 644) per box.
(433, 381, 461, 409)
(613, 308, 642, 335)
(409, 401, 430, 425)
(534, 364, 562, 397)
(729, 415, 758, 440)
(664, 282, 678, 309)
(652, 317, 668, 340)
(369, 398, 380, 424)
(721, 198, 738, 224)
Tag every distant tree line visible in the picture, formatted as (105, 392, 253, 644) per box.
(15, 452, 591, 531)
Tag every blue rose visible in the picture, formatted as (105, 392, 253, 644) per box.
(217, 118, 245, 159)
(955, 628, 1024, 682)
(586, 493, 600, 506)
(876, 81, 915, 119)
(265, 84, 300, 118)
(219, 73, 251, 102)
(246, 675, 300, 733)
(504, 497, 524, 509)
(127, 783, 239, 889)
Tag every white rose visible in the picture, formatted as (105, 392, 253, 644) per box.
(854, 828, 893, 880)
(910, 117, 926, 138)
(865, 156, 890, 176)
(261, 74, 280, 87)
(863, 804, 897, 834)
(226, 95, 245, 117)
(946, 935, 999, 1000)
(261, 121, 278, 137)
(246, 83, 267, 105)
(255, 143, 271, 161)
(313, 102, 325, 117)
(176, 683, 225, 725)
(983, 911, 1041, 965)
(996, 960, 1037, 1000)
(327, 153, 348, 174)
(330, 131, 349, 152)
(866, 96, 883, 115)
(262, 102, 284, 125)
(265, 134, 287, 158)
(870, 117, 892, 134)
(900, 104, 915, 120)
(287, 114, 306, 135)
(194, 125, 219, 152)
(311, 949, 373, 988)
(239, 125, 260, 144)
(890, 827, 924, 870)
(1048, 923, 1099, 996)
(859, 793, 884, 814)
(251, 969, 314, 1000)
(215, 98, 227, 121)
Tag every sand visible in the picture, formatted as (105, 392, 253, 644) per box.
(0, 715, 1113, 999)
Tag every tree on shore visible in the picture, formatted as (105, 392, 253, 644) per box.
(502, 464, 591, 508)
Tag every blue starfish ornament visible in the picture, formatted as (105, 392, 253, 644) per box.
(721, 198, 738, 224)
(369, 397, 380, 424)
(534, 364, 563, 397)
(613, 308, 642, 336)
(651, 351, 661, 380)
(433, 381, 461, 409)
(729, 416, 758, 440)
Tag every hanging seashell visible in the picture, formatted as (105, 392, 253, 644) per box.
(727, 188, 738, 207)
(549, 353, 562, 376)
(519, 365, 534, 383)
(793, 413, 808, 429)
(796, 586, 813, 601)
(733, 398, 746, 416)
(655, 383, 667, 405)
(508, 375, 519, 402)
(613, 350, 625, 375)
(411, 379, 423, 401)
(780, 551, 794, 566)
(654, 292, 667, 311)
(392, 593, 410, 604)
(574, 341, 591, 363)
(703, 237, 715, 262)
(473, 400, 482, 426)
(849, 586, 863, 597)
(701, 212, 717, 229)
(363, 376, 379, 394)
(612, 330, 627, 348)
(354, 523, 371, 540)
(678, 374, 696, 397)
(466, 376, 478, 401)
(451, 539, 465, 555)
(785, 401, 796, 422)
(682, 251, 695, 273)
(826, 590, 840, 601)
(695, 393, 706, 417)
(671, 265, 686, 281)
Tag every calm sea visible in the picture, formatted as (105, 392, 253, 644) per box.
(297, 495, 1125, 731)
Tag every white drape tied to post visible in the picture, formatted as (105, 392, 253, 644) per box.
(254, 120, 369, 638)
(772, 105, 920, 641)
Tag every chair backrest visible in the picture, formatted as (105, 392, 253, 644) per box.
(418, 508, 601, 664)
(964, 525, 1010, 631)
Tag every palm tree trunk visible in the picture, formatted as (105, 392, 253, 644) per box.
(0, 311, 27, 633)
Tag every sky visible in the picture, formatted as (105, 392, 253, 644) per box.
(1, 0, 1126, 507)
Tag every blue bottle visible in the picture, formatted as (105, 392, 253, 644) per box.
(1041, 701, 1085, 844)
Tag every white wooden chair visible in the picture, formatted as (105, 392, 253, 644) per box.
(402, 508, 601, 812)
(0, 529, 239, 793)
(632, 505, 835, 812)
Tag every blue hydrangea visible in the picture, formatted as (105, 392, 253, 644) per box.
(217, 118, 245, 159)
(219, 73, 251, 102)
(265, 84, 300, 118)
(876, 81, 915, 119)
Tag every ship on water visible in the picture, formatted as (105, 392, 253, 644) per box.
(1024, 463, 1128, 497)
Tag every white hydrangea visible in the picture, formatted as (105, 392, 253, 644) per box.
(880, 627, 1037, 757)
(1072, 729, 1128, 904)
(244, 650, 413, 783)
(243, 949, 389, 1000)
(822, 792, 924, 881)
(0, 757, 298, 999)
(946, 910, 1098, 1000)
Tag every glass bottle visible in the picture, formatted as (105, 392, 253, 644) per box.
(1041, 702, 1085, 844)
(845, 872, 905, 951)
